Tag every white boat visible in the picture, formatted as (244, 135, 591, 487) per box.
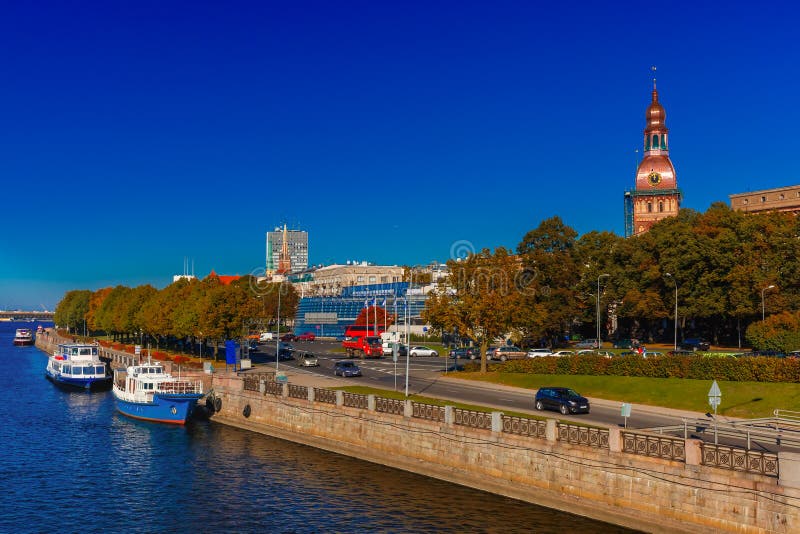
(13, 328, 34, 346)
(45, 343, 112, 391)
(112, 362, 204, 425)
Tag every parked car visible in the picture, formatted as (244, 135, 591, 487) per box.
(280, 333, 297, 342)
(449, 347, 479, 359)
(490, 346, 526, 361)
(574, 338, 598, 349)
(613, 339, 638, 349)
(534, 387, 590, 415)
(645, 351, 665, 358)
(259, 332, 275, 342)
(333, 360, 362, 377)
(409, 346, 438, 357)
(296, 332, 316, 342)
(297, 351, 319, 367)
(679, 338, 710, 351)
(527, 348, 554, 358)
(551, 350, 575, 357)
(668, 349, 695, 357)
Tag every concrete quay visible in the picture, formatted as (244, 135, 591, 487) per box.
(209, 370, 800, 534)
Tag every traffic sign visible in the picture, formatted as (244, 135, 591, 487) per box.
(620, 403, 632, 417)
(134, 345, 141, 356)
(708, 380, 722, 412)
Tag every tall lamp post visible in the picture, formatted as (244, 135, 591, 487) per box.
(596, 274, 609, 349)
(275, 280, 282, 372)
(761, 284, 776, 322)
(404, 269, 414, 397)
(665, 273, 678, 351)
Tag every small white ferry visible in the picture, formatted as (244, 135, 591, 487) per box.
(13, 328, 34, 346)
(112, 362, 204, 425)
(46, 343, 112, 391)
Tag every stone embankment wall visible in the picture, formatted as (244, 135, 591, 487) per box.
(210, 373, 800, 534)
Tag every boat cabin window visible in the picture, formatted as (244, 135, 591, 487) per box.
(82, 366, 94, 375)
(63, 365, 71, 374)
(79, 348, 91, 356)
(95, 366, 104, 374)
(73, 366, 83, 375)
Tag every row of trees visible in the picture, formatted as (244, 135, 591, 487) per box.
(424, 204, 800, 371)
(54, 275, 299, 358)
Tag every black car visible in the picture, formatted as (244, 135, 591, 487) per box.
(679, 338, 710, 351)
(448, 347, 479, 359)
(534, 387, 590, 415)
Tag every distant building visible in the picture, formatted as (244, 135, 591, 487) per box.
(266, 226, 308, 275)
(172, 274, 197, 283)
(729, 185, 800, 215)
(624, 78, 682, 237)
(207, 270, 240, 285)
(290, 263, 405, 297)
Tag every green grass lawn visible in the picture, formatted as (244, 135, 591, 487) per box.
(452, 372, 800, 418)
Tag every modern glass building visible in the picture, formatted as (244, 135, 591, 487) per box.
(293, 282, 427, 338)
(266, 227, 308, 274)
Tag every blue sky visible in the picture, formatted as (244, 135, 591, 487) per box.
(2, 1, 799, 309)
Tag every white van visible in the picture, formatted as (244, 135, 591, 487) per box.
(259, 332, 274, 342)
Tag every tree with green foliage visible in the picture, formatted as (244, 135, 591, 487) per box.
(54, 290, 91, 333)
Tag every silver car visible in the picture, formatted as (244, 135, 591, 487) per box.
(298, 352, 319, 367)
(409, 346, 438, 357)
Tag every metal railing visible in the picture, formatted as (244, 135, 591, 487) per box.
(157, 380, 202, 394)
(558, 423, 609, 449)
(375, 396, 405, 415)
(264, 381, 282, 396)
(643, 416, 800, 451)
(412, 402, 444, 422)
(454, 408, 492, 430)
(701, 443, 779, 477)
(314, 388, 337, 405)
(288, 384, 308, 399)
(622, 430, 686, 461)
(502, 415, 546, 438)
(343, 392, 368, 409)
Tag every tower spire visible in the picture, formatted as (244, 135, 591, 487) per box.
(651, 65, 657, 91)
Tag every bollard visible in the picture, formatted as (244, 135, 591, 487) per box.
(545, 419, 557, 442)
(281, 382, 289, 398)
(335, 390, 344, 407)
(308, 387, 315, 403)
(368, 394, 376, 412)
(404, 399, 413, 418)
(444, 405, 454, 425)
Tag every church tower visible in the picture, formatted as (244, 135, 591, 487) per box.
(624, 75, 682, 237)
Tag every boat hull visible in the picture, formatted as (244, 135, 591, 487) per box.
(14, 339, 34, 346)
(45, 369, 112, 392)
(114, 392, 204, 425)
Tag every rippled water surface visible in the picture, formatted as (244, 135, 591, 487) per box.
(0, 323, 638, 533)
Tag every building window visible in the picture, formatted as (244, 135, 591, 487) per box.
(381, 276, 388, 283)
(743, 198, 749, 205)
(652, 134, 658, 148)
(660, 134, 666, 148)
(658, 202, 664, 212)
(647, 202, 653, 213)
(368, 276, 376, 283)
(357, 276, 364, 283)
(761, 196, 767, 203)
(780, 193, 785, 200)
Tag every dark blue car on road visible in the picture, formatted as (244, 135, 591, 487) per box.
(334, 360, 362, 377)
(534, 387, 590, 415)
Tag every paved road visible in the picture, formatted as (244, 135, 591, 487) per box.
(249, 340, 690, 431)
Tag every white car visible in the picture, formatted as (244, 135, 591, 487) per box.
(527, 349, 554, 358)
(409, 346, 438, 357)
(552, 350, 575, 357)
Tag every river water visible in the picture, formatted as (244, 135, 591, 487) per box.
(0, 322, 637, 533)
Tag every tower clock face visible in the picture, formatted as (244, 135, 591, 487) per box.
(648, 171, 662, 186)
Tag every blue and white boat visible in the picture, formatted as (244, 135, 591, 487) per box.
(45, 343, 112, 391)
(112, 362, 204, 425)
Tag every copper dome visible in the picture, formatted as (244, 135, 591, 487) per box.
(644, 89, 667, 133)
(635, 154, 676, 188)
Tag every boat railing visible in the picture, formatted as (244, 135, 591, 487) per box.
(157, 380, 203, 395)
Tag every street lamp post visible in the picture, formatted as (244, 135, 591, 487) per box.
(665, 273, 678, 351)
(596, 274, 609, 349)
(405, 269, 413, 397)
(761, 284, 776, 322)
(275, 280, 282, 372)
